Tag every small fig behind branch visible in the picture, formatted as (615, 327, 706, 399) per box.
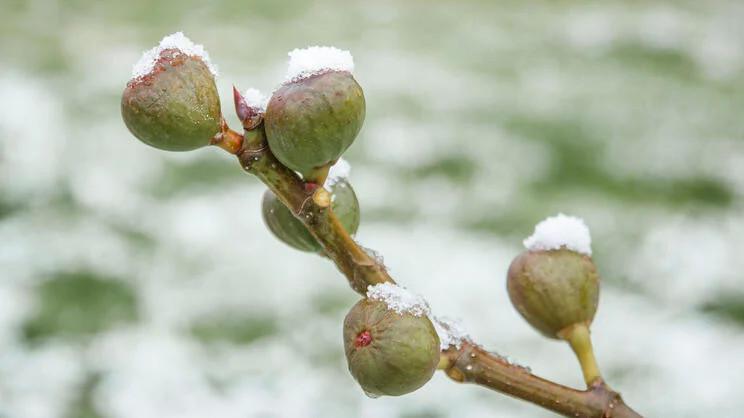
(262, 179, 360, 253)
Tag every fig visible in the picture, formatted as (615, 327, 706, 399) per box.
(265, 70, 365, 179)
(261, 179, 360, 252)
(122, 33, 221, 152)
(507, 248, 599, 339)
(343, 298, 440, 397)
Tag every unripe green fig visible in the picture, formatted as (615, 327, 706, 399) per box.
(261, 179, 360, 252)
(122, 38, 222, 152)
(264, 71, 365, 178)
(507, 249, 599, 339)
(343, 298, 440, 397)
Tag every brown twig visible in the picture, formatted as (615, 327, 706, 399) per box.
(226, 126, 642, 418)
(442, 342, 640, 417)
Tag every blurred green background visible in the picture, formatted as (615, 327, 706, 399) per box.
(2, 0, 744, 417)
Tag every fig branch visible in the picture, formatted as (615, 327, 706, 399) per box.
(443, 342, 640, 418)
(217, 123, 641, 418)
(236, 127, 391, 294)
(120, 34, 643, 418)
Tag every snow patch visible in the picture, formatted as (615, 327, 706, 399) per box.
(324, 158, 351, 188)
(285, 46, 354, 83)
(366, 283, 429, 317)
(131, 32, 218, 80)
(243, 88, 268, 111)
(431, 316, 469, 350)
(366, 283, 470, 350)
(523, 213, 592, 256)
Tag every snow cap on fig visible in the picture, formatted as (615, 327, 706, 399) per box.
(284, 46, 354, 83)
(368, 284, 470, 350)
(122, 32, 222, 151)
(265, 46, 365, 182)
(344, 287, 440, 397)
(366, 282, 430, 317)
(507, 214, 599, 339)
(523, 213, 592, 256)
(261, 160, 360, 253)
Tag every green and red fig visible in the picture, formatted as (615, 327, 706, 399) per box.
(343, 298, 440, 397)
(122, 33, 222, 152)
(261, 179, 360, 253)
(507, 248, 599, 339)
(265, 70, 365, 180)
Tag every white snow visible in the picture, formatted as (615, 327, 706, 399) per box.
(366, 282, 470, 350)
(284, 46, 354, 83)
(366, 282, 430, 317)
(324, 158, 351, 188)
(131, 32, 218, 80)
(523, 213, 592, 256)
(431, 316, 469, 350)
(242, 88, 268, 111)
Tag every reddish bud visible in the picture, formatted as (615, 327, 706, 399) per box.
(233, 85, 265, 130)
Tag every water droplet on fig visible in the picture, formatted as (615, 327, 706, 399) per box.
(363, 390, 380, 399)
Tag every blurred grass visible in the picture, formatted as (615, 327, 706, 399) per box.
(148, 156, 243, 198)
(504, 116, 733, 207)
(22, 271, 138, 344)
(406, 154, 478, 183)
(191, 312, 278, 345)
(1, 0, 744, 416)
(608, 42, 701, 81)
(701, 295, 744, 326)
(311, 291, 356, 317)
(65, 374, 105, 418)
(0, 197, 21, 220)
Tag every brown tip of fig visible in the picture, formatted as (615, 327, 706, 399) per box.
(127, 48, 188, 89)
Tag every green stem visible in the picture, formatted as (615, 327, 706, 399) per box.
(304, 163, 331, 186)
(560, 323, 602, 387)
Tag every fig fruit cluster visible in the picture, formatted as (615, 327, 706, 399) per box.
(120, 34, 613, 402)
(121, 37, 366, 255)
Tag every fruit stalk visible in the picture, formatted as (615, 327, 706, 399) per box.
(211, 119, 244, 154)
(221, 125, 642, 417)
(560, 323, 602, 387)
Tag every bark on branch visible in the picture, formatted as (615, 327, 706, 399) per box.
(223, 126, 642, 418)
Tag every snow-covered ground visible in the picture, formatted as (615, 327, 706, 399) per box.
(2, 0, 744, 417)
